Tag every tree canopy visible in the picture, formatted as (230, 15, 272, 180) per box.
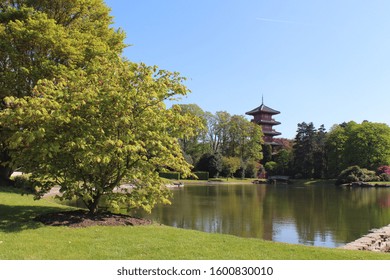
(0, 0, 125, 101)
(292, 122, 327, 178)
(176, 108, 264, 178)
(0, 0, 201, 214)
(326, 121, 390, 176)
(0, 0, 125, 183)
(1, 57, 200, 214)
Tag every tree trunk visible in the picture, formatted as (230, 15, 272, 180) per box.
(0, 165, 13, 186)
(85, 193, 102, 215)
(0, 147, 13, 186)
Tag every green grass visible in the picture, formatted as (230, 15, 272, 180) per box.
(1, 186, 389, 260)
(179, 178, 256, 184)
(293, 179, 337, 186)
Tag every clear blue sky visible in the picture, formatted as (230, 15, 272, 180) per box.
(104, 0, 390, 139)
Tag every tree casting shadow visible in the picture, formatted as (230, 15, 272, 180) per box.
(0, 204, 64, 233)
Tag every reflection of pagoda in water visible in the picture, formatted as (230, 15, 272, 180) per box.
(245, 98, 281, 146)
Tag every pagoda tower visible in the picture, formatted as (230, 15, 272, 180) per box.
(245, 99, 281, 146)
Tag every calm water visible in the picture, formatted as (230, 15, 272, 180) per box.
(134, 183, 390, 248)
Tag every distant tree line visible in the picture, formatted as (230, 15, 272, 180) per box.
(264, 120, 390, 180)
(176, 103, 390, 180)
(177, 104, 263, 178)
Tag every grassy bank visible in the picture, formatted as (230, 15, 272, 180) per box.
(292, 179, 337, 186)
(179, 178, 337, 186)
(0, 187, 389, 260)
(178, 178, 257, 185)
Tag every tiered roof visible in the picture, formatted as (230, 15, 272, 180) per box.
(245, 104, 280, 116)
(246, 100, 281, 146)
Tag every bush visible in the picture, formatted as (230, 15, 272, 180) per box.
(245, 160, 260, 178)
(379, 173, 390, 182)
(377, 166, 390, 175)
(336, 165, 379, 185)
(195, 153, 222, 178)
(221, 156, 241, 178)
(294, 173, 303, 179)
(12, 174, 36, 194)
(264, 161, 278, 176)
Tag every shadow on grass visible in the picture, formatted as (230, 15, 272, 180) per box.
(0, 204, 64, 233)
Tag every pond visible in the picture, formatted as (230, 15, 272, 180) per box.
(134, 182, 390, 248)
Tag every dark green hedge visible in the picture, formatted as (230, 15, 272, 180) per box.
(159, 172, 180, 180)
(159, 171, 209, 181)
(191, 171, 209, 180)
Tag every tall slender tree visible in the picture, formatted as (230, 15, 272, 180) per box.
(177, 104, 208, 165)
(313, 124, 327, 178)
(293, 122, 316, 178)
(292, 122, 327, 178)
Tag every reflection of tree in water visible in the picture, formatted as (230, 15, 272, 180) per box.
(378, 193, 390, 208)
(265, 184, 390, 245)
(142, 183, 390, 246)
(147, 185, 268, 239)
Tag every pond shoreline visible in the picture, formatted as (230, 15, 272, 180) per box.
(341, 225, 390, 253)
(340, 181, 390, 188)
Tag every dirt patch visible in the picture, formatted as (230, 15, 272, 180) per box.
(34, 210, 153, 228)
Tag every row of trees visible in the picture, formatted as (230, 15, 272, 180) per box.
(266, 121, 390, 179)
(178, 104, 263, 178)
(172, 103, 390, 182)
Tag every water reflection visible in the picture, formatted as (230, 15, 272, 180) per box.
(136, 183, 390, 248)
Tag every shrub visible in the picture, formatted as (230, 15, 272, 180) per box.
(12, 174, 36, 194)
(377, 166, 390, 175)
(245, 160, 260, 178)
(221, 156, 241, 178)
(379, 173, 390, 182)
(336, 165, 379, 185)
(294, 173, 303, 179)
(264, 161, 278, 176)
(195, 153, 222, 178)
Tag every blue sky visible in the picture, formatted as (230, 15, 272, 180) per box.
(104, 0, 390, 139)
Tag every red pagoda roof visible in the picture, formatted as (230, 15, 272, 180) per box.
(263, 130, 282, 136)
(255, 119, 281, 125)
(245, 104, 280, 115)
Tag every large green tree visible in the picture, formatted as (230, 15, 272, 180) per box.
(325, 122, 351, 178)
(0, 0, 125, 183)
(177, 104, 208, 165)
(344, 121, 390, 169)
(326, 121, 390, 176)
(1, 57, 199, 214)
(292, 122, 327, 178)
(194, 112, 263, 178)
(292, 122, 316, 178)
(228, 115, 263, 178)
(221, 156, 241, 178)
(205, 111, 231, 154)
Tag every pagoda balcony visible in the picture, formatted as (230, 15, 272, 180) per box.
(263, 129, 282, 136)
(257, 119, 281, 125)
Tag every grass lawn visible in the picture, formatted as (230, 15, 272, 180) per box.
(177, 178, 257, 185)
(1, 187, 389, 260)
